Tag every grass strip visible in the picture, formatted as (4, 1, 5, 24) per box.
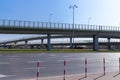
(0, 49, 119, 53)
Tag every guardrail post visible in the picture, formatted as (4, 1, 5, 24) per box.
(58, 23, 59, 29)
(28, 21, 30, 27)
(14, 20, 15, 26)
(8, 20, 10, 26)
(33, 22, 35, 28)
(2, 19, 5, 26)
(54, 23, 56, 29)
(42, 22, 44, 29)
(19, 20, 21, 27)
(37, 22, 39, 28)
(24, 21, 25, 27)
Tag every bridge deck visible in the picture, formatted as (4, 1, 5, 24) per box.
(0, 19, 120, 37)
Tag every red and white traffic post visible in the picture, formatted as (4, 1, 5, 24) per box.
(37, 60, 40, 80)
(85, 58, 87, 77)
(103, 58, 105, 75)
(119, 58, 120, 74)
(63, 60, 66, 80)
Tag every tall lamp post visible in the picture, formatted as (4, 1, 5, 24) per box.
(69, 5, 78, 48)
(49, 13, 53, 23)
(88, 17, 91, 29)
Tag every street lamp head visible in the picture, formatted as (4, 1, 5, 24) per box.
(74, 5, 78, 8)
(69, 5, 72, 9)
(50, 13, 53, 16)
(69, 5, 78, 9)
(89, 17, 91, 20)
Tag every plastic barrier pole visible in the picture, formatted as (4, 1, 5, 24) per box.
(85, 58, 87, 77)
(37, 60, 40, 80)
(63, 60, 66, 80)
(119, 58, 120, 74)
(103, 58, 105, 75)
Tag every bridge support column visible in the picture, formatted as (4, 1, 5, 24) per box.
(70, 37, 72, 48)
(25, 41, 28, 48)
(41, 39, 44, 48)
(93, 35, 99, 51)
(3, 44, 6, 48)
(47, 34, 51, 51)
(14, 42, 17, 48)
(107, 38, 111, 50)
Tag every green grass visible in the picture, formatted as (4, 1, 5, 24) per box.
(0, 49, 119, 53)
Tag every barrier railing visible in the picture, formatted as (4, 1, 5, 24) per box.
(35, 58, 120, 80)
(0, 19, 120, 32)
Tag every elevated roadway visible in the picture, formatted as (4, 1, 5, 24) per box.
(1, 36, 120, 50)
(1, 19, 120, 50)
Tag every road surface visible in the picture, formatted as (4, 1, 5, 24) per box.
(0, 52, 120, 80)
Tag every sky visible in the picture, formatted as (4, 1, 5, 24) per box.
(0, 0, 120, 41)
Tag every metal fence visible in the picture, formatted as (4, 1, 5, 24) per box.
(0, 19, 120, 31)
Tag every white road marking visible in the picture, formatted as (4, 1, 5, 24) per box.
(0, 62, 10, 65)
(49, 54, 56, 56)
(63, 56, 69, 58)
(27, 61, 44, 63)
(0, 74, 15, 78)
(24, 67, 46, 70)
(7, 56, 19, 58)
(68, 58, 85, 61)
(57, 60, 72, 62)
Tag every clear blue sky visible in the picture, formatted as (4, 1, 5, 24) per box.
(0, 0, 120, 41)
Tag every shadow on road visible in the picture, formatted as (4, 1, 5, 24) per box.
(78, 76, 87, 80)
(93, 74, 105, 80)
(113, 73, 120, 78)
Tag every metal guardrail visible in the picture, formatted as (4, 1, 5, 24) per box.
(0, 19, 120, 31)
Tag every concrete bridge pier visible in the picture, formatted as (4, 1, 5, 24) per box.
(3, 43, 6, 48)
(41, 39, 44, 48)
(25, 41, 28, 48)
(30, 45, 34, 49)
(93, 35, 99, 51)
(70, 37, 72, 48)
(47, 34, 51, 51)
(14, 42, 17, 48)
(107, 38, 111, 50)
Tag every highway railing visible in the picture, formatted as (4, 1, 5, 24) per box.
(0, 19, 120, 31)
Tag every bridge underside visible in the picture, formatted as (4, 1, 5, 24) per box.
(0, 28, 120, 51)
(1, 20, 120, 51)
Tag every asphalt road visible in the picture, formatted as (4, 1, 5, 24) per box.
(0, 52, 120, 80)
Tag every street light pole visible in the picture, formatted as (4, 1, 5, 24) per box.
(88, 17, 91, 30)
(49, 13, 53, 23)
(69, 5, 78, 48)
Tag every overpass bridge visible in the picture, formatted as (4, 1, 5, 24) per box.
(1, 19, 120, 51)
(0, 35, 120, 50)
(1, 38, 120, 50)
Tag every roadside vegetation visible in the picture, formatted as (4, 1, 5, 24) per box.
(0, 49, 119, 53)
